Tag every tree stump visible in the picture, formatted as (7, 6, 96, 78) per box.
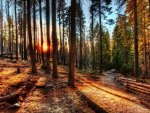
(16, 67, 21, 73)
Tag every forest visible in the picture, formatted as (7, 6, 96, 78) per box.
(0, 0, 150, 113)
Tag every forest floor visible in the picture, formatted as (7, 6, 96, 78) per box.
(0, 59, 150, 113)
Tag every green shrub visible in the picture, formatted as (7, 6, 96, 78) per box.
(120, 64, 132, 75)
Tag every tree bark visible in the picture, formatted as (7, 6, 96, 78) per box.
(76, 39, 78, 68)
(68, 0, 76, 87)
(58, 5, 62, 64)
(39, 0, 44, 65)
(133, 0, 139, 77)
(0, 1, 3, 57)
(12, 17, 14, 59)
(79, 0, 83, 70)
(23, 0, 27, 60)
(46, 0, 51, 73)
(148, 0, 150, 78)
(99, 0, 102, 74)
(52, 0, 58, 79)
(27, 0, 37, 73)
(62, 6, 65, 65)
(143, 13, 148, 78)
(33, 0, 36, 61)
(91, 0, 96, 71)
(7, 1, 12, 60)
(15, 0, 18, 60)
(19, 12, 23, 60)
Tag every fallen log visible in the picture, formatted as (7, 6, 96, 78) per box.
(127, 85, 150, 95)
(115, 77, 136, 82)
(127, 81, 150, 89)
(126, 84, 150, 95)
(115, 76, 150, 96)
(0, 93, 19, 103)
(0, 76, 38, 103)
(115, 77, 150, 89)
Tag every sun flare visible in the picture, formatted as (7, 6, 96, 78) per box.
(43, 43, 48, 52)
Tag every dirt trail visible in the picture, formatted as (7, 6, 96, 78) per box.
(75, 72, 150, 113)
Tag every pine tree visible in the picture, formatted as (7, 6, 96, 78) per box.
(33, 0, 37, 61)
(133, 0, 139, 77)
(15, 0, 18, 60)
(23, 0, 27, 60)
(27, 0, 37, 73)
(46, 0, 51, 73)
(90, 0, 96, 71)
(0, 0, 3, 57)
(39, 0, 44, 65)
(52, 0, 58, 79)
(68, 0, 76, 87)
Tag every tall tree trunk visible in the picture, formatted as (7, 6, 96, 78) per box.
(58, 7, 62, 64)
(143, 13, 148, 78)
(12, 17, 14, 59)
(79, 0, 83, 70)
(27, 0, 37, 73)
(23, 0, 27, 60)
(148, 33, 150, 78)
(149, 0, 150, 77)
(20, 13, 23, 60)
(52, 0, 58, 79)
(76, 39, 78, 68)
(68, 0, 76, 87)
(68, 8, 71, 49)
(62, 7, 65, 65)
(91, 1, 96, 71)
(133, 0, 139, 77)
(7, 2, 12, 60)
(15, 0, 18, 60)
(46, 0, 51, 73)
(33, 0, 36, 61)
(20, 11, 23, 59)
(99, 0, 102, 74)
(84, 41, 87, 69)
(39, 0, 44, 65)
(0, 1, 3, 57)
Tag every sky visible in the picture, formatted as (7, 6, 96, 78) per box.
(1, 0, 121, 38)
(80, 0, 119, 37)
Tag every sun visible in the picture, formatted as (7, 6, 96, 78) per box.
(43, 43, 48, 52)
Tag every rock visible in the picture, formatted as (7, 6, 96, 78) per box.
(46, 84, 53, 88)
(8, 103, 20, 109)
